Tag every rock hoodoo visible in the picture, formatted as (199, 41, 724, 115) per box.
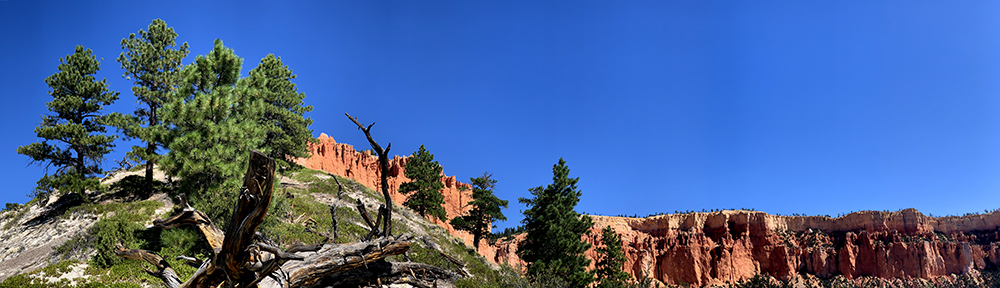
(294, 133, 478, 247)
(298, 133, 1000, 287)
(490, 209, 1000, 286)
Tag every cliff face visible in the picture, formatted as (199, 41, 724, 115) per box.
(491, 209, 1000, 286)
(297, 133, 1000, 286)
(294, 133, 480, 248)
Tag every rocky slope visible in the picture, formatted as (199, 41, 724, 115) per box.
(294, 133, 478, 247)
(0, 164, 494, 287)
(297, 133, 1000, 287)
(0, 169, 172, 282)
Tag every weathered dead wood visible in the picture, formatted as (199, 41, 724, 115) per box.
(366, 205, 386, 240)
(116, 151, 422, 288)
(153, 207, 224, 252)
(356, 199, 377, 230)
(277, 236, 412, 287)
(346, 113, 394, 237)
(329, 173, 346, 239)
(438, 250, 471, 277)
(114, 244, 182, 288)
(289, 260, 461, 288)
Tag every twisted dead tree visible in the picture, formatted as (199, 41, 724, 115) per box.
(113, 151, 457, 288)
(346, 113, 394, 237)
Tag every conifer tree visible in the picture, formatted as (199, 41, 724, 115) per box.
(243, 54, 316, 172)
(160, 39, 264, 224)
(18, 46, 119, 201)
(399, 145, 447, 221)
(106, 19, 189, 197)
(450, 172, 508, 250)
(596, 225, 631, 288)
(518, 158, 594, 287)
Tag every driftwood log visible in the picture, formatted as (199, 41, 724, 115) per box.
(113, 151, 458, 288)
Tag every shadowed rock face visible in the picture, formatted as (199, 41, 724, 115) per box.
(297, 134, 1000, 287)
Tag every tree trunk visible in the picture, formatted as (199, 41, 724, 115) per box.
(346, 113, 394, 237)
(114, 151, 448, 288)
(144, 143, 154, 198)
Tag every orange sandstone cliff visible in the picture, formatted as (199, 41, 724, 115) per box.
(294, 133, 480, 248)
(490, 209, 1000, 286)
(298, 134, 1000, 286)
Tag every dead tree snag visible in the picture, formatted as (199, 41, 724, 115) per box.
(114, 151, 422, 287)
(346, 113, 394, 237)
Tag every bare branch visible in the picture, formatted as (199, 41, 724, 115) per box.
(345, 113, 395, 237)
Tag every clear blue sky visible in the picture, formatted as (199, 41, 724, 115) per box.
(3, 1, 1000, 229)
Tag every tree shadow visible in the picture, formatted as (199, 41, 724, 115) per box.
(23, 192, 84, 227)
(98, 175, 167, 203)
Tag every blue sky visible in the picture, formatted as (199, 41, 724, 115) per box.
(3, 1, 1000, 229)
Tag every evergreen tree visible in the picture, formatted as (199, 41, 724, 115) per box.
(518, 158, 594, 287)
(450, 172, 508, 250)
(160, 39, 265, 224)
(18, 45, 119, 201)
(105, 19, 189, 197)
(399, 145, 447, 221)
(595, 225, 631, 288)
(243, 54, 316, 172)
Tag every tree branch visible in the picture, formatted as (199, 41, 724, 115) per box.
(345, 112, 394, 237)
(115, 151, 419, 288)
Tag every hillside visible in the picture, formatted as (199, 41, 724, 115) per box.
(5, 133, 1000, 288)
(300, 133, 1000, 287)
(0, 165, 510, 287)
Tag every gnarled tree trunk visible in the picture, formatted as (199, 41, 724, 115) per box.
(114, 151, 446, 288)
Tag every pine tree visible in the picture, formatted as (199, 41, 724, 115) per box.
(596, 225, 631, 288)
(518, 158, 594, 287)
(105, 19, 189, 197)
(160, 39, 264, 224)
(18, 45, 119, 201)
(243, 54, 316, 172)
(450, 172, 508, 250)
(399, 145, 447, 221)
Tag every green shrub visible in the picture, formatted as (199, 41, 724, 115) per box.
(0, 273, 48, 288)
(107, 175, 165, 199)
(2, 203, 21, 212)
(89, 215, 146, 268)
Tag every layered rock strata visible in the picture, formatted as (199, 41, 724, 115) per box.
(297, 133, 1000, 287)
(490, 209, 1000, 287)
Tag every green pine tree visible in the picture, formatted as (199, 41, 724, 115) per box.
(160, 39, 265, 224)
(595, 225, 631, 288)
(105, 19, 189, 197)
(17, 45, 119, 201)
(449, 172, 509, 250)
(399, 145, 447, 221)
(518, 158, 595, 288)
(243, 54, 316, 172)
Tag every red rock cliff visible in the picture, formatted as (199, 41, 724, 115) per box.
(297, 134, 1000, 286)
(490, 209, 1000, 287)
(295, 133, 485, 248)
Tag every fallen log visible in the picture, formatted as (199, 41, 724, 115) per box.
(114, 151, 418, 288)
